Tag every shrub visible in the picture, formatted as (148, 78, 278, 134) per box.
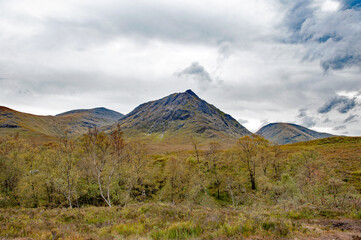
(151, 221, 202, 240)
(112, 222, 144, 237)
(221, 223, 241, 237)
(261, 221, 275, 231)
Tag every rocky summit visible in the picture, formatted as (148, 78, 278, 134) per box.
(118, 90, 251, 141)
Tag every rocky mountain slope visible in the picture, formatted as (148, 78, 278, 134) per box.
(256, 122, 333, 145)
(118, 90, 251, 141)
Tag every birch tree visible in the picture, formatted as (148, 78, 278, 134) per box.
(82, 126, 124, 207)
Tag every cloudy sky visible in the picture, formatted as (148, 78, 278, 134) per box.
(0, 0, 361, 135)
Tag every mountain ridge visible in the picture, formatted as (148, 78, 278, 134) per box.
(256, 122, 334, 145)
(57, 107, 123, 120)
(0, 106, 123, 137)
(1, 91, 338, 145)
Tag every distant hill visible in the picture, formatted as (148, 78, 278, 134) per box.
(57, 107, 124, 126)
(256, 122, 333, 145)
(0, 106, 123, 138)
(118, 90, 251, 142)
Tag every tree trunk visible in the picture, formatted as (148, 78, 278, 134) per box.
(250, 172, 256, 190)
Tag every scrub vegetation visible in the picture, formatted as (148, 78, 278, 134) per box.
(1, 130, 361, 239)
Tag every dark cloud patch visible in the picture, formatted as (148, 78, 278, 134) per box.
(321, 55, 361, 71)
(297, 108, 316, 127)
(284, 0, 313, 34)
(334, 125, 347, 130)
(344, 114, 359, 123)
(175, 62, 212, 83)
(337, 98, 357, 113)
(316, 33, 342, 43)
(318, 96, 357, 114)
(297, 108, 307, 118)
(283, 0, 361, 71)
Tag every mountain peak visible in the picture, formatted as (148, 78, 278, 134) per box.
(185, 89, 198, 97)
(118, 90, 251, 141)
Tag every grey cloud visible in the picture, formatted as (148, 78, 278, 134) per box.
(260, 119, 269, 127)
(297, 108, 316, 127)
(323, 117, 332, 123)
(105, 7, 234, 45)
(217, 42, 234, 62)
(17, 89, 31, 95)
(297, 108, 307, 118)
(238, 118, 249, 124)
(344, 114, 359, 123)
(15, 1, 267, 51)
(175, 62, 212, 83)
(318, 96, 357, 114)
(215, 42, 234, 74)
(334, 125, 347, 130)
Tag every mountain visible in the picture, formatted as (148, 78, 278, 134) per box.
(117, 90, 251, 142)
(0, 106, 123, 138)
(57, 107, 124, 126)
(256, 122, 334, 145)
